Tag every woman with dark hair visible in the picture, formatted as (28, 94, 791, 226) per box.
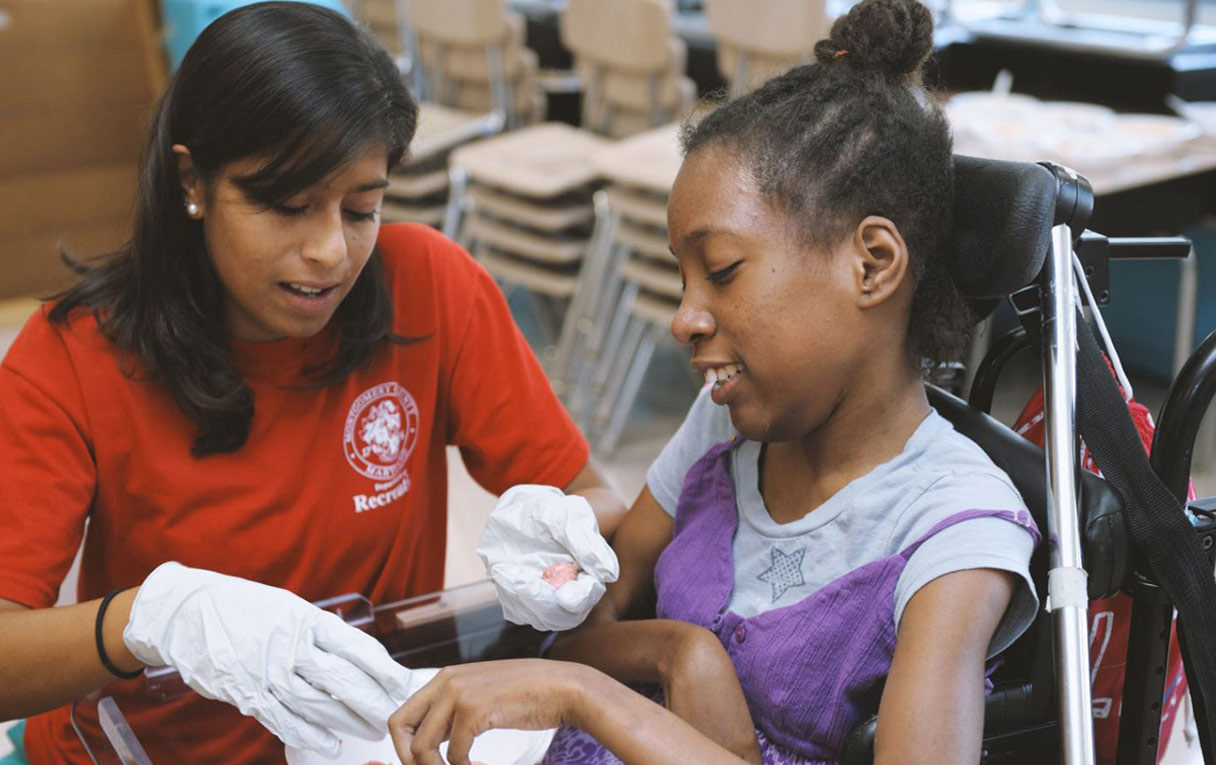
(0, 4, 622, 764)
(387, 2, 1036, 764)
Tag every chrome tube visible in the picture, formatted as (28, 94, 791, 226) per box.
(1042, 223, 1096, 765)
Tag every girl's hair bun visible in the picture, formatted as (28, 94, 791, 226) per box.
(813, 0, 935, 81)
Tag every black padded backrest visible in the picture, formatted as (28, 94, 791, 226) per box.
(951, 156, 1057, 300)
(927, 386, 1130, 600)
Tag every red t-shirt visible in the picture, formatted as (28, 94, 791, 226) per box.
(0, 223, 588, 765)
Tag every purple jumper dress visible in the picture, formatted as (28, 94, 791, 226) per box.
(543, 439, 1039, 765)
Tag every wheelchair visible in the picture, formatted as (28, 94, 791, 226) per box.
(839, 155, 1216, 765)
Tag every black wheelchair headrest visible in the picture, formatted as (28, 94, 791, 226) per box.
(927, 385, 1130, 600)
(951, 156, 1057, 300)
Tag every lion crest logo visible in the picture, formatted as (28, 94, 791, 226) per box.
(344, 382, 419, 482)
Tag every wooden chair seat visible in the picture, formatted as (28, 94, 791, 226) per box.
(387, 169, 449, 200)
(616, 220, 671, 261)
(607, 185, 669, 228)
(451, 123, 609, 198)
(478, 248, 580, 298)
(631, 289, 679, 326)
(382, 199, 447, 226)
(411, 103, 502, 165)
(592, 122, 683, 195)
(621, 255, 682, 300)
(465, 212, 589, 264)
(468, 184, 595, 232)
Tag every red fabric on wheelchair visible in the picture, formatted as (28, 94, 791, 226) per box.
(1013, 385, 1192, 764)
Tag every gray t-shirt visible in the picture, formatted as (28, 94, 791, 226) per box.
(647, 386, 1039, 658)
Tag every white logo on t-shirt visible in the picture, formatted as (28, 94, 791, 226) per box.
(343, 382, 419, 483)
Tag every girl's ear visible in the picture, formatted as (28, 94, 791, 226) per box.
(172, 144, 205, 218)
(850, 216, 910, 308)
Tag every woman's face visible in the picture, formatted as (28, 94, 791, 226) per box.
(183, 143, 390, 343)
(667, 143, 867, 443)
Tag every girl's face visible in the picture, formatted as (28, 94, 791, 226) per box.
(179, 143, 390, 343)
(667, 143, 874, 443)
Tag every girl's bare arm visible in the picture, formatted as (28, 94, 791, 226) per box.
(875, 568, 1017, 765)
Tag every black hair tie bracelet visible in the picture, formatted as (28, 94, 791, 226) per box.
(95, 588, 144, 680)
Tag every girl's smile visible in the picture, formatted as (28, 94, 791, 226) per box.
(667, 143, 861, 443)
(694, 360, 747, 405)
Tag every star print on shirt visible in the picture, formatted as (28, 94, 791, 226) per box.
(757, 546, 807, 603)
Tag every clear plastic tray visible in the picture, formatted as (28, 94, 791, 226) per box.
(72, 579, 545, 764)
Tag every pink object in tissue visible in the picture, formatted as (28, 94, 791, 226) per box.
(541, 562, 578, 588)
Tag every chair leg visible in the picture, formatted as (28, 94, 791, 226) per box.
(572, 277, 636, 428)
(567, 243, 629, 416)
(442, 167, 469, 241)
(587, 244, 628, 347)
(590, 281, 640, 418)
(530, 292, 566, 347)
(549, 196, 618, 387)
(581, 313, 644, 434)
(570, 243, 629, 407)
(597, 323, 661, 454)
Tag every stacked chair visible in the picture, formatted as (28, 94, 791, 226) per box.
(349, 0, 402, 58)
(381, 102, 508, 228)
(705, 0, 826, 95)
(448, 122, 610, 351)
(442, 0, 697, 360)
(551, 124, 688, 452)
(354, 0, 541, 228)
(561, 0, 697, 137)
(412, 3, 545, 127)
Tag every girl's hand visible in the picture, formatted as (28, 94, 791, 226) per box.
(387, 659, 586, 765)
(659, 624, 762, 765)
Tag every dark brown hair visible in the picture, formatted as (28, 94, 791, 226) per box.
(682, 0, 973, 367)
(49, 2, 417, 456)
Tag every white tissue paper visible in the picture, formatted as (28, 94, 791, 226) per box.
(284, 669, 557, 765)
(477, 485, 620, 632)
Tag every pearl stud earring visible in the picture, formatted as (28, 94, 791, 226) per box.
(186, 202, 200, 217)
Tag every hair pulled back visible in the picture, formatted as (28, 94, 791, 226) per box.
(49, 2, 417, 456)
(683, 0, 972, 367)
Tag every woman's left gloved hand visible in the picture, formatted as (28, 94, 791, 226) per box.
(477, 485, 619, 631)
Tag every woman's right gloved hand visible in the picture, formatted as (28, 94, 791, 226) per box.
(477, 485, 619, 632)
(122, 561, 414, 757)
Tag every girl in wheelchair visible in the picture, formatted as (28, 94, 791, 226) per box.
(391, 1, 1041, 763)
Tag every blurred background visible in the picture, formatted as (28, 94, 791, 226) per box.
(1, 7, 1216, 755)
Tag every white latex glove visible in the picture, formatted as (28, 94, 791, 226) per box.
(123, 561, 413, 757)
(476, 485, 619, 631)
